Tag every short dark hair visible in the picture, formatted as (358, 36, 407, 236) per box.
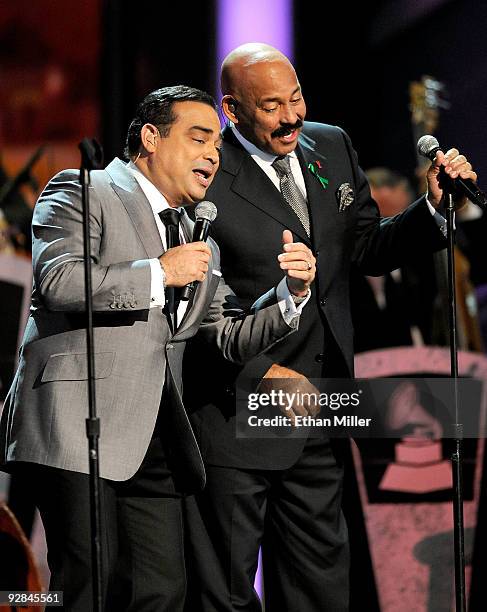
(366, 167, 406, 189)
(124, 85, 217, 158)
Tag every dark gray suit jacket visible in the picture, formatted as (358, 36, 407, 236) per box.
(0, 158, 297, 491)
(184, 123, 448, 470)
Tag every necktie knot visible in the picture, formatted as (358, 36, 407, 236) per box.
(159, 207, 181, 229)
(272, 155, 292, 178)
(159, 208, 181, 250)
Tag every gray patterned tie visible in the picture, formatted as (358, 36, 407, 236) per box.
(272, 155, 310, 237)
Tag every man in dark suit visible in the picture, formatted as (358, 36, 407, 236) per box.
(183, 44, 477, 611)
(0, 85, 316, 611)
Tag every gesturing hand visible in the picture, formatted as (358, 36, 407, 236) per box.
(159, 241, 211, 287)
(278, 230, 316, 297)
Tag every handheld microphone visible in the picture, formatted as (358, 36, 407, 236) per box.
(417, 135, 487, 210)
(180, 201, 218, 301)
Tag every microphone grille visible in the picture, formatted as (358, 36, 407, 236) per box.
(417, 134, 440, 159)
(195, 201, 218, 222)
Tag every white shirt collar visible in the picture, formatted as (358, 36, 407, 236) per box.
(126, 160, 184, 216)
(230, 124, 298, 165)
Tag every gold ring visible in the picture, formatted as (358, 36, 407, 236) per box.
(307, 261, 312, 271)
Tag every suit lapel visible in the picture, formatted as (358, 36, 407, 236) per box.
(173, 274, 211, 338)
(221, 128, 310, 244)
(296, 133, 334, 250)
(105, 158, 164, 259)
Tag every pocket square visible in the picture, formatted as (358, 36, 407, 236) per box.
(337, 182, 354, 212)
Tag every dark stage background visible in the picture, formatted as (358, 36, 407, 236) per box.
(2, 1, 487, 610)
(99, 0, 487, 195)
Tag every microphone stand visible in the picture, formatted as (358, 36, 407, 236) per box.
(78, 138, 104, 612)
(444, 189, 466, 612)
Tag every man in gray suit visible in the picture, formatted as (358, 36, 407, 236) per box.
(0, 85, 316, 611)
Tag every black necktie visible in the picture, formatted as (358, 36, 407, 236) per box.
(272, 155, 310, 237)
(158, 208, 181, 330)
(159, 208, 181, 249)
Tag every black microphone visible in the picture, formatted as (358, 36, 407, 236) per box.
(180, 201, 218, 301)
(417, 135, 487, 210)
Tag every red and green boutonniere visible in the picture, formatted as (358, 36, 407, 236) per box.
(308, 160, 328, 189)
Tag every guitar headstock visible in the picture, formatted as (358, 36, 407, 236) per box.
(410, 75, 450, 179)
(409, 75, 449, 136)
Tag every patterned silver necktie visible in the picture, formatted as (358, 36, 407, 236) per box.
(272, 155, 310, 237)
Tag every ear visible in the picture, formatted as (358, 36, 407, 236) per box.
(221, 95, 238, 124)
(140, 123, 160, 153)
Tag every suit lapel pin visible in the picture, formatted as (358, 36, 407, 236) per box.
(337, 182, 354, 212)
(307, 161, 329, 189)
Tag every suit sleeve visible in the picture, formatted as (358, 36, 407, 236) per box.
(194, 243, 299, 365)
(338, 128, 447, 276)
(32, 170, 152, 312)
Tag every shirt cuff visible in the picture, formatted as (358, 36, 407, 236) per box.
(425, 195, 452, 236)
(276, 277, 310, 325)
(425, 196, 436, 216)
(149, 258, 166, 308)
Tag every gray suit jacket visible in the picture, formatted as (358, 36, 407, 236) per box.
(0, 158, 297, 491)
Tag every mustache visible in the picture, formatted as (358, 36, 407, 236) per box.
(271, 120, 303, 138)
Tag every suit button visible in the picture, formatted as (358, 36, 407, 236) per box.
(124, 302, 130, 308)
(315, 353, 325, 363)
(320, 298, 326, 306)
(109, 303, 116, 309)
(167, 343, 174, 350)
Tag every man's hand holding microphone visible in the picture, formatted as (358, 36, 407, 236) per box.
(159, 221, 316, 297)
